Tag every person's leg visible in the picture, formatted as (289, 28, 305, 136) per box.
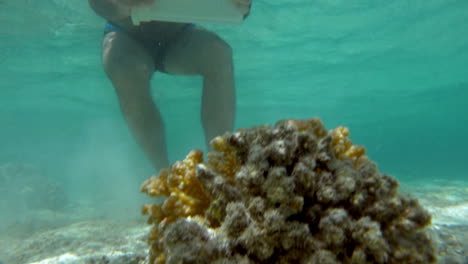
(102, 31, 169, 170)
(163, 26, 236, 148)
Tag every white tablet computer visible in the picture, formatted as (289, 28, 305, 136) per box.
(131, 0, 244, 25)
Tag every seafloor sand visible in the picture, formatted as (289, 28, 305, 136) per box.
(402, 179, 468, 264)
(0, 179, 466, 264)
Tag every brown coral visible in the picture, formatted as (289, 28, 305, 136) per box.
(141, 118, 437, 264)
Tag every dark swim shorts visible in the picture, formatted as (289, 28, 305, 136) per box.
(104, 21, 194, 72)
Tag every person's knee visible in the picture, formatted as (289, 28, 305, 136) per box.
(210, 38, 233, 64)
(202, 37, 233, 76)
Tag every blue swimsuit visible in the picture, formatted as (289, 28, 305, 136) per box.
(104, 21, 195, 72)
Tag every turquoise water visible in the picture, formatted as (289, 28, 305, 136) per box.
(0, 0, 467, 261)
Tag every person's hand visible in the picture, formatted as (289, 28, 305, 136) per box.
(232, 0, 252, 19)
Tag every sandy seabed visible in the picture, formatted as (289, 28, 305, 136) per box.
(0, 179, 466, 264)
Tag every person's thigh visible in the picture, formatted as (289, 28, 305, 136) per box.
(102, 31, 155, 83)
(163, 26, 233, 76)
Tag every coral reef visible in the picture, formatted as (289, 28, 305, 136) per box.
(141, 118, 437, 264)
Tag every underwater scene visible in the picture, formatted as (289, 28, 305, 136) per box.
(0, 0, 467, 263)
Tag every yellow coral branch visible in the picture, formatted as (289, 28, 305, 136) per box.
(207, 136, 241, 184)
(141, 150, 212, 264)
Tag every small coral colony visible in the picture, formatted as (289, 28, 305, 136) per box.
(141, 118, 436, 264)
